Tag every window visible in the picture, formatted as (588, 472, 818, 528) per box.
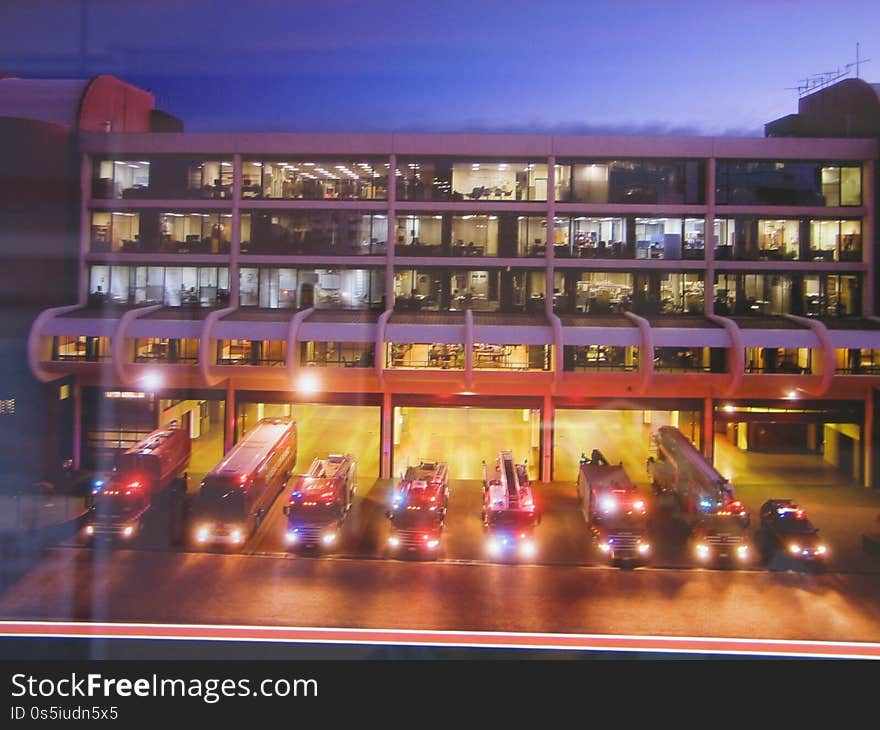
(717, 160, 861, 206)
(88, 266, 229, 307)
(654, 347, 721, 373)
(239, 268, 384, 310)
(715, 273, 860, 317)
(300, 342, 374, 368)
(242, 159, 387, 200)
(134, 338, 199, 364)
(92, 160, 150, 199)
(556, 160, 704, 204)
(52, 336, 110, 361)
(217, 340, 286, 366)
(396, 159, 548, 201)
(564, 346, 638, 372)
(242, 211, 386, 255)
(90, 211, 140, 253)
(746, 347, 812, 374)
(92, 158, 233, 199)
(809, 219, 862, 262)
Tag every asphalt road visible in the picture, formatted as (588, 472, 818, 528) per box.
(2, 546, 880, 643)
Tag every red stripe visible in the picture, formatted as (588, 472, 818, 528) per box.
(1, 622, 878, 658)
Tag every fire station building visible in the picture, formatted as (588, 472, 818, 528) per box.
(18, 75, 880, 487)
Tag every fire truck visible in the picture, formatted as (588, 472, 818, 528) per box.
(86, 425, 191, 542)
(481, 451, 539, 559)
(647, 426, 750, 564)
(385, 460, 449, 556)
(577, 449, 650, 564)
(193, 418, 297, 547)
(283, 453, 356, 549)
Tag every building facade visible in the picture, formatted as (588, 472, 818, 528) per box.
(26, 119, 880, 486)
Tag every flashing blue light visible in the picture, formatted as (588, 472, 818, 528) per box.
(291, 491, 302, 499)
(699, 499, 712, 510)
(608, 538, 614, 544)
(93, 479, 104, 488)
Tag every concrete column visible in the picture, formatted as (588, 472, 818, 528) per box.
(864, 388, 874, 488)
(704, 157, 716, 316)
(79, 154, 92, 303)
(541, 392, 554, 482)
(386, 153, 397, 309)
(702, 397, 714, 462)
(224, 381, 235, 454)
(863, 157, 875, 316)
(381, 391, 393, 479)
(545, 155, 556, 318)
(72, 381, 82, 470)
(230, 153, 242, 304)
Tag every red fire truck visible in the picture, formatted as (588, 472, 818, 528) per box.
(86, 425, 191, 541)
(482, 451, 539, 560)
(193, 418, 297, 547)
(385, 460, 449, 556)
(577, 449, 650, 564)
(283, 453, 356, 549)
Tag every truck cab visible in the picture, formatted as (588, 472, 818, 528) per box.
(386, 460, 449, 557)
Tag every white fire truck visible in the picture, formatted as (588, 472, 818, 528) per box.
(577, 449, 650, 564)
(482, 451, 539, 559)
(283, 453, 356, 549)
(647, 426, 750, 564)
(386, 460, 449, 556)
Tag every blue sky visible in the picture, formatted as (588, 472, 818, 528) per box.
(1, 0, 877, 135)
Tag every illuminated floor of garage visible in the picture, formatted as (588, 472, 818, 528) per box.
(393, 407, 541, 480)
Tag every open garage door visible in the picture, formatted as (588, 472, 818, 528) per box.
(237, 401, 381, 478)
(554, 408, 701, 484)
(714, 402, 863, 488)
(393, 406, 540, 480)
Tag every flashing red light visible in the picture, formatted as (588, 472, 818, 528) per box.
(129, 481, 141, 489)
(239, 474, 248, 484)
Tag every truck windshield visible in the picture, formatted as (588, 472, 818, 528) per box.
(199, 480, 246, 522)
(94, 492, 145, 518)
(487, 510, 535, 530)
(391, 508, 441, 529)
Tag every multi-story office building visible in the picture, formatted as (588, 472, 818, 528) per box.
(26, 78, 880, 488)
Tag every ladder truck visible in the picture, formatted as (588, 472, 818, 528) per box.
(577, 449, 650, 564)
(482, 451, 540, 560)
(284, 453, 356, 549)
(385, 460, 449, 556)
(647, 426, 750, 564)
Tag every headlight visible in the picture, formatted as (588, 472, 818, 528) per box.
(599, 495, 618, 513)
(388, 536, 400, 548)
(519, 540, 537, 558)
(230, 528, 244, 544)
(121, 525, 134, 538)
(426, 539, 440, 550)
(599, 541, 612, 553)
(487, 537, 502, 557)
(195, 525, 210, 543)
(788, 543, 801, 555)
(285, 530, 299, 544)
(816, 545, 827, 556)
(637, 542, 651, 555)
(85, 525, 94, 536)
(695, 543, 710, 560)
(321, 531, 337, 546)
(736, 544, 749, 560)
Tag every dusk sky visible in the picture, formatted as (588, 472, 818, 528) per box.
(1, 0, 877, 136)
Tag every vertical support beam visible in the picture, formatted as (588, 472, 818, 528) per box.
(224, 380, 235, 454)
(386, 152, 397, 310)
(864, 388, 874, 488)
(704, 156, 716, 316)
(702, 396, 715, 463)
(230, 153, 242, 305)
(72, 381, 82, 470)
(381, 390, 393, 479)
(862, 157, 875, 316)
(78, 153, 91, 303)
(545, 154, 556, 318)
(541, 392, 554, 482)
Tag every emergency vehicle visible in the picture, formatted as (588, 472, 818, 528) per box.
(86, 425, 190, 541)
(482, 451, 539, 560)
(193, 418, 297, 547)
(283, 453, 356, 549)
(385, 460, 449, 556)
(577, 449, 650, 564)
(647, 426, 750, 564)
